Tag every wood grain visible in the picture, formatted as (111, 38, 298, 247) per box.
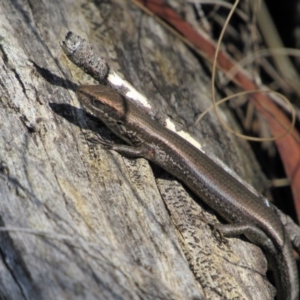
(0, 1, 277, 299)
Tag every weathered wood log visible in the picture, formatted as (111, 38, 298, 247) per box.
(0, 1, 282, 299)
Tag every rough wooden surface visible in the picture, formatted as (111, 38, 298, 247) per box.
(0, 1, 276, 299)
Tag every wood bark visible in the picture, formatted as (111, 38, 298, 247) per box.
(0, 1, 279, 299)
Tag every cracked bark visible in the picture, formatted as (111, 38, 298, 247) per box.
(0, 0, 280, 299)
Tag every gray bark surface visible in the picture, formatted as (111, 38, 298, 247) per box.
(0, 1, 275, 299)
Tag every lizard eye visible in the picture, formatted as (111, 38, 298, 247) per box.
(116, 121, 123, 125)
(92, 99, 101, 108)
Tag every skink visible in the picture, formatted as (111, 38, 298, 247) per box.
(77, 84, 299, 300)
